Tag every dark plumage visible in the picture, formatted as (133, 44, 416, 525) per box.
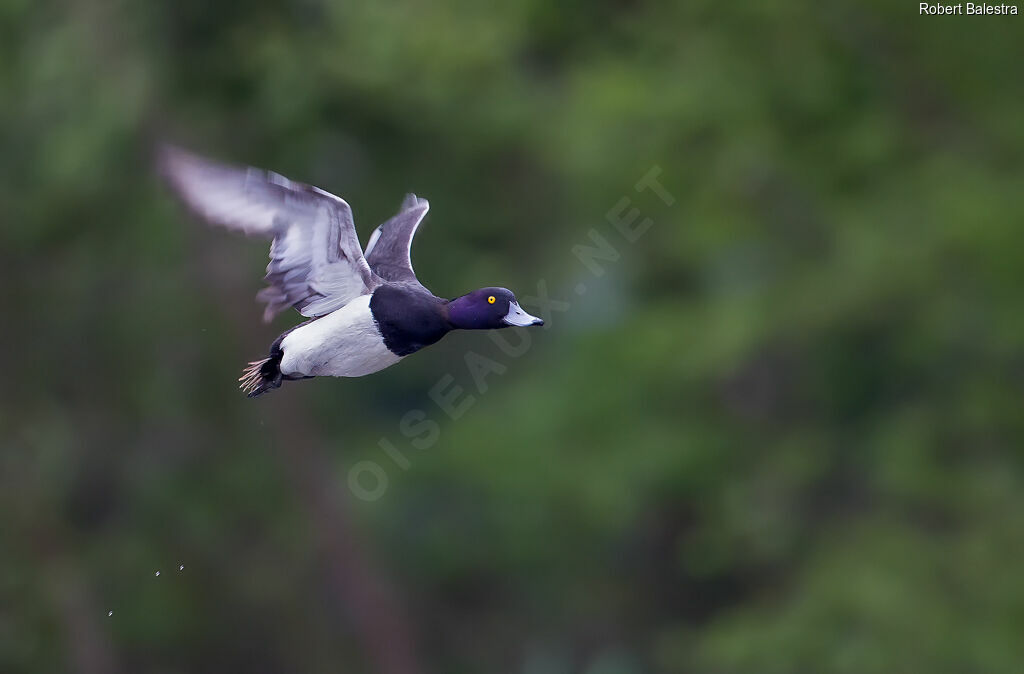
(370, 284, 451, 357)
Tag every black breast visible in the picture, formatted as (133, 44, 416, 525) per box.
(369, 284, 452, 357)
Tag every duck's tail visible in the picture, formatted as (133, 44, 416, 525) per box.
(238, 324, 318, 398)
(239, 353, 283, 398)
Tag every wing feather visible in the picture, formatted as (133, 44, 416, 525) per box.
(159, 145, 380, 322)
(365, 194, 430, 283)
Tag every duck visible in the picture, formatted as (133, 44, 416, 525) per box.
(159, 145, 544, 397)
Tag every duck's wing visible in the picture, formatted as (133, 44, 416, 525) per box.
(159, 145, 382, 322)
(364, 193, 430, 283)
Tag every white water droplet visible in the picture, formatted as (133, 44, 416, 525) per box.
(155, 570, 161, 577)
(107, 611, 113, 617)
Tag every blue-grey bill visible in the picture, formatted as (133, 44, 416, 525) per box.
(502, 301, 544, 326)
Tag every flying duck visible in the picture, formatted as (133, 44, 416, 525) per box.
(159, 146, 544, 397)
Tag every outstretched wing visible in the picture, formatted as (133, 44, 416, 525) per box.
(159, 145, 381, 322)
(364, 193, 430, 283)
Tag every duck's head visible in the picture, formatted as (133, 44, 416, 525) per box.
(447, 287, 544, 330)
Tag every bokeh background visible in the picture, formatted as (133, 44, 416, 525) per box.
(3, 1, 1024, 672)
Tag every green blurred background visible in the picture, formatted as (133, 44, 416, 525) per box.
(3, 1, 1024, 672)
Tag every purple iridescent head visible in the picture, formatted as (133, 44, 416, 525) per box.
(447, 287, 543, 330)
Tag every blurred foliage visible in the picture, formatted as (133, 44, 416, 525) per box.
(2, 0, 1023, 672)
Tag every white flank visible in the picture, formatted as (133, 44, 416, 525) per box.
(279, 294, 402, 377)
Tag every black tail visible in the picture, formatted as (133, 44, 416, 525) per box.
(239, 353, 284, 398)
(238, 322, 318, 398)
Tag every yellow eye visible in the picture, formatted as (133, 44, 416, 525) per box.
(487, 295, 496, 304)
